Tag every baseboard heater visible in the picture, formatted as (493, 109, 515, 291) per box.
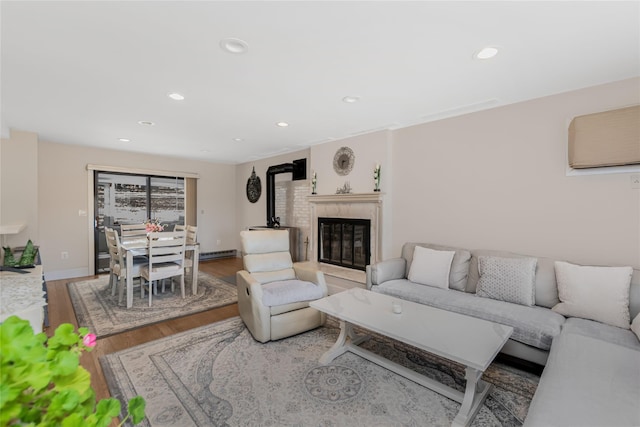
(199, 250, 237, 260)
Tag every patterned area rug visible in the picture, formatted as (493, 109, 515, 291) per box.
(67, 273, 237, 337)
(101, 317, 539, 426)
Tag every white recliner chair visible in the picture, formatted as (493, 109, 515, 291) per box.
(237, 229, 328, 343)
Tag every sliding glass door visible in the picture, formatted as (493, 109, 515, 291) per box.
(94, 171, 185, 273)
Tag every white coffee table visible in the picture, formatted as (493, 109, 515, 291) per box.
(310, 288, 513, 427)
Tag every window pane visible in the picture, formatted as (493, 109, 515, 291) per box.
(96, 173, 147, 273)
(99, 173, 148, 227)
(150, 177, 185, 228)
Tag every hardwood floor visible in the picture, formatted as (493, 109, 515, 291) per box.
(44, 257, 243, 402)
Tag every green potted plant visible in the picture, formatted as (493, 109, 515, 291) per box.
(0, 316, 145, 426)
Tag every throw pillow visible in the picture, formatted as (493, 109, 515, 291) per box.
(631, 313, 640, 342)
(476, 256, 537, 306)
(407, 246, 455, 289)
(552, 261, 632, 329)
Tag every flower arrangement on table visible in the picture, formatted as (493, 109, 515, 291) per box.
(0, 316, 146, 426)
(144, 218, 164, 233)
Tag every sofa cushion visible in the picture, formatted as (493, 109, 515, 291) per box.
(628, 269, 639, 319)
(407, 246, 455, 289)
(552, 261, 632, 329)
(467, 249, 559, 309)
(372, 279, 565, 350)
(261, 279, 325, 307)
(524, 324, 640, 427)
(476, 256, 537, 306)
(402, 243, 471, 291)
(562, 317, 640, 351)
(631, 314, 640, 342)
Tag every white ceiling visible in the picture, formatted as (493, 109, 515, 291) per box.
(2, 1, 639, 164)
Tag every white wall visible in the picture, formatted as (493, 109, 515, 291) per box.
(235, 149, 310, 249)
(0, 130, 39, 248)
(392, 78, 640, 268)
(235, 133, 396, 260)
(4, 78, 638, 280)
(310, 130, 394, 259)
(37, 139, 237, 279)
(310, 131, 392, 195)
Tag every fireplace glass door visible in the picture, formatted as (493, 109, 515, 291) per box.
(318, 218, 370, 271)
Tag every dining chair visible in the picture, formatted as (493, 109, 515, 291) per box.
(120, 223, 148, 241)
(105, 227, 144, 303)
(169, 225, 198, 292)
(174, 225, 196, 238)
(140, 231, 187, 307)
(182, 225, 198, 258)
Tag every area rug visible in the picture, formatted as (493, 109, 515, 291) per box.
(67, 273, 237, 338)
(101, 317, 539, 426)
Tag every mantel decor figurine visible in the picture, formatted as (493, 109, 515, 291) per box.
(336, 181, 352, 194)
(311, 171, 317, 194)
(374, 163, 381, 192)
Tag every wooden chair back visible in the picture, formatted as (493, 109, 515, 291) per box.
(120, 223, 147, 240)
(175, 224, 197, 244)
(146, 231, 186, 281)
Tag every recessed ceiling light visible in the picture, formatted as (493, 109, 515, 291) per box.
(118, 138, 131, 142)
(342, 96, 360, 103)
(276, 122, 289, 127)
(475, 47, 499, 59)
(233, 138, 244, 142)
(167, 92, 185, 101)
(137, 120, 155, 126)
(220, 38, 249, 54)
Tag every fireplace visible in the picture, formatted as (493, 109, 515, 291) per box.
(308, 193, 384, 287)
(318, 217, 370, 271)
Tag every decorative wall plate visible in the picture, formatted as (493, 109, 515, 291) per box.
(246, 167, 261, 203)
(333, 146, 355, 176)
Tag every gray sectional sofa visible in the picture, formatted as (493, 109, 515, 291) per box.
(366, 242, 640, 426)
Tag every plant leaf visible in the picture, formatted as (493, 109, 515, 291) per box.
(96, 398, 120, 418)
(52, 366, 91, 395)
(0, 401, 22, 426)
(49, 323, 78, 348)
(52, 350, 79, 376)
(128, 395, 146, 424)
(48, 389, 81, 415)
(61, 413, 85, 427)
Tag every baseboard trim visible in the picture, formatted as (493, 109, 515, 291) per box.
(44, 267, 90, 281)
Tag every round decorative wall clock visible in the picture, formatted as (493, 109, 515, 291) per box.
(333, 146, 355, 176)
(246, 167, 261, 203)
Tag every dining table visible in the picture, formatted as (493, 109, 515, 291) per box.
(120, 236, 200, 309)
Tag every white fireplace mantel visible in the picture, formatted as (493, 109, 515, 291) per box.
(307, 193, 384, 204)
